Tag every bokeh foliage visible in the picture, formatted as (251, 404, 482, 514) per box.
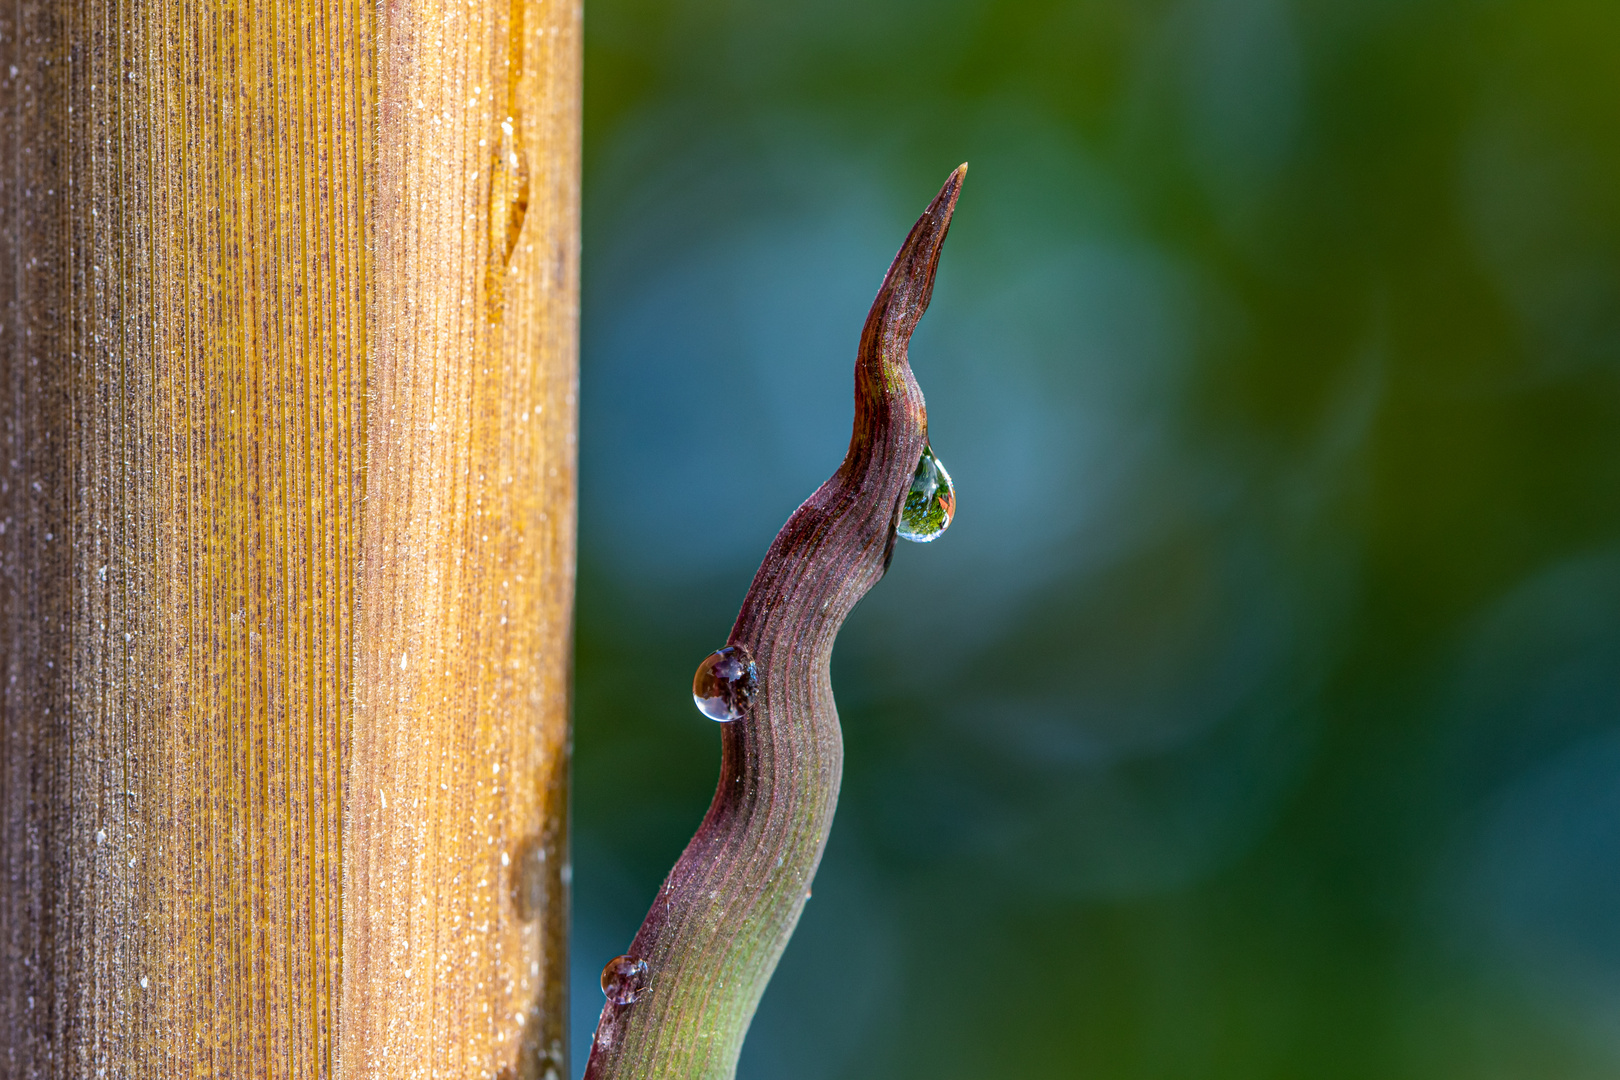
(573, 0, 1620, 1076)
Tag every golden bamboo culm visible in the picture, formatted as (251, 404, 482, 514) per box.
(0, 2, 579, 1077)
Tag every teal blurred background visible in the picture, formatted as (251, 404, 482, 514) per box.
(570, 0, 1620, 1075)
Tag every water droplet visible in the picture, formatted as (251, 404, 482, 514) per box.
(692, 644, 758, 722)
(601, 954, 650, 1005)
(897, 444, 955, 543)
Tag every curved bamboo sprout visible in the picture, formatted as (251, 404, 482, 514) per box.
(585, 166, 965, 1080)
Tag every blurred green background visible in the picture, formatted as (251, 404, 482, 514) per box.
(569, 0, 1620, 1076)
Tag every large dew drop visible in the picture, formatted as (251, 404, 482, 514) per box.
(692, 644, 758, 722)
(897, 444, 955, 543)
(601, 955, 650, 1005)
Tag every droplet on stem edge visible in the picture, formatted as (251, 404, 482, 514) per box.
(897, 443, 955, 543)
(601, 954, 650, 1005)
(693, 644, 758, 722)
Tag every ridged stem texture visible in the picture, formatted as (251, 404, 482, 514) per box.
(342, 2, 580, 1077)
(584, 165, 966, 1080)
(0, 2, 579, 1077)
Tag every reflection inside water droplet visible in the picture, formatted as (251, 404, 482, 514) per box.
(897, 443, 955, 543)
(693, 644, 758, 722)
(601, 954, 650, 1005)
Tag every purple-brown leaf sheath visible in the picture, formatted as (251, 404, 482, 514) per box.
(583, 165, 965, 1080)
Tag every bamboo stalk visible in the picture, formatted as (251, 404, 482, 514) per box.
(0, 1, 578, 1075)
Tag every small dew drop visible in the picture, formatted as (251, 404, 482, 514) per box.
(600, 955, 650, 1005)
(692, 644, 758, 723)
(896, 444, 955, 543)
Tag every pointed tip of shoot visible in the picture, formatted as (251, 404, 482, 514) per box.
(859, 166, 968, 394)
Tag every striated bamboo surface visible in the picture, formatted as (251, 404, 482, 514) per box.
(342, 0, 580, 1077)
(0, 0, 579, 1076)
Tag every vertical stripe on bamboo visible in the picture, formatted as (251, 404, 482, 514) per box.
(343, 0, 580, 1075)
